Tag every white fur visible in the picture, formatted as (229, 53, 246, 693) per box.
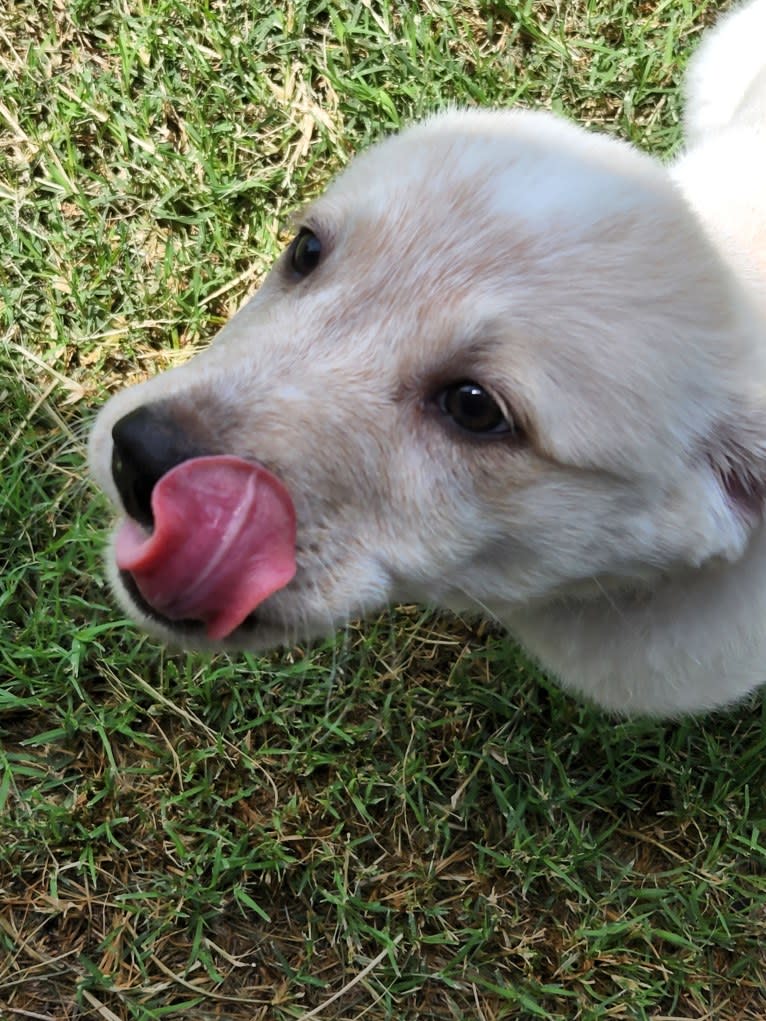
(682, 0, 766, 144)
(89, 1, 766, 717)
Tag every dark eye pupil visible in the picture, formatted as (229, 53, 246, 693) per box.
(440, 382, 509, 434)
(290, 228, 321, 276)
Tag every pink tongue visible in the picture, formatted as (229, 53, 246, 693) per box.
(115, 456, 296, 640)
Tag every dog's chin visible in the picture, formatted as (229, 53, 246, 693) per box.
(105, 558, 300, 653)
(103, 520, 402, 653)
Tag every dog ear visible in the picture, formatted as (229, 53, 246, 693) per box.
(706, 415, 766, 549)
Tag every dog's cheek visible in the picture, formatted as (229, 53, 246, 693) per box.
(362, 444, 524, 603)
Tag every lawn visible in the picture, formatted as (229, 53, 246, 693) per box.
(3, 0, 766, 1018)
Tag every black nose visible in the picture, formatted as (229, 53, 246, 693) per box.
(111, 405, 204, 528)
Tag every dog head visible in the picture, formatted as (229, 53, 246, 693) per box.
(89, 109, 766, 650)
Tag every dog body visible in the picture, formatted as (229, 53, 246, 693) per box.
(89, 0, 766, 716)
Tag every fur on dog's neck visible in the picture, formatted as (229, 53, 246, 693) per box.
(508, 521, 766, 717)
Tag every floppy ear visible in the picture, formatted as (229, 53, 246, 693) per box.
(706, 415, 766, 554)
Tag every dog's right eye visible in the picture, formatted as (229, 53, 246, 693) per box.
(288, 228, 322, 277)
(436, 381, 514, 437)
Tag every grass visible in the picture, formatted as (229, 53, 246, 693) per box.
(2, 0, 766, 1017)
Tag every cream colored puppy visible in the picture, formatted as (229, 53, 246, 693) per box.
(89, 0, 766, 717)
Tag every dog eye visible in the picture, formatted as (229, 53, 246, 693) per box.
(288, 228, 322, 277)
(437, 382, 513, 436)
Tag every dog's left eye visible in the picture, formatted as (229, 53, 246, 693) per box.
(437, 382, 513, 436)
(288, 228, 322, 277)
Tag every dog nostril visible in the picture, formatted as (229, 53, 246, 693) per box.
(111, 405, 204, 529)
(111, 441, 155, 529)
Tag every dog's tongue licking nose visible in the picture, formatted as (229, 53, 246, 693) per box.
(115, 456, 296, 640)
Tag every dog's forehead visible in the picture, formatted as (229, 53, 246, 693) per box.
(296, 113, 683, 351)
(316, 109, 667, 247)
(291, 118, 659, 362)
(294, 139, 552, 354)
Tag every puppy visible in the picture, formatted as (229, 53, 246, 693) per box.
(89, 0, 766, 717)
